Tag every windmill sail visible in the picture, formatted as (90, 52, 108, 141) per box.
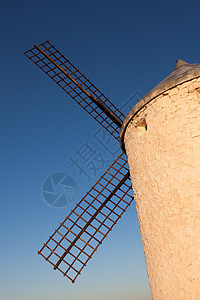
(38, 153, 133, 283)
(24, 41, 125, 140)
(24, 41, 133, 283)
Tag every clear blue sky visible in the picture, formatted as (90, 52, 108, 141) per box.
(1, 1, 200, 299)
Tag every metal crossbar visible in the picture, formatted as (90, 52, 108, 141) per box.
(24, 40, 125, 140)
(38, 153, 133, 283)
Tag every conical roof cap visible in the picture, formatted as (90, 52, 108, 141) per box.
(174, 59, 189, 70)
(120, 60, 200, 151)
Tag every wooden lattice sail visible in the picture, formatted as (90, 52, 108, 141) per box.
(24, 41, 133, 283)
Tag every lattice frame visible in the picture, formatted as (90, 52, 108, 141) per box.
(24, 41, 134, 283)
(38, 153, 133, 283)
(24, 41, 125, 140)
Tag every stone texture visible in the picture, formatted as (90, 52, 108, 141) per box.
(124, 78, 200, 299)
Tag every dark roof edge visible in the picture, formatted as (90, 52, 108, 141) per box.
(120, 62, 200, 152)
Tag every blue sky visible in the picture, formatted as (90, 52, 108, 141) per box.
(1, 0, 200, 299)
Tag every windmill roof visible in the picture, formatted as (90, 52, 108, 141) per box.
(120, 59, 200, 152)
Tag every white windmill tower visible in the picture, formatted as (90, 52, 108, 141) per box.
(120, 59, 200, 299)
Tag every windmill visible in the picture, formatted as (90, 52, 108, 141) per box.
(24, 41, 134, 283)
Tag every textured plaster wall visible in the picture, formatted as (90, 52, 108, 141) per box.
(124, 78, 200, 299)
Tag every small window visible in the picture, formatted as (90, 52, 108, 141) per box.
(137, 119, 147, 137)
